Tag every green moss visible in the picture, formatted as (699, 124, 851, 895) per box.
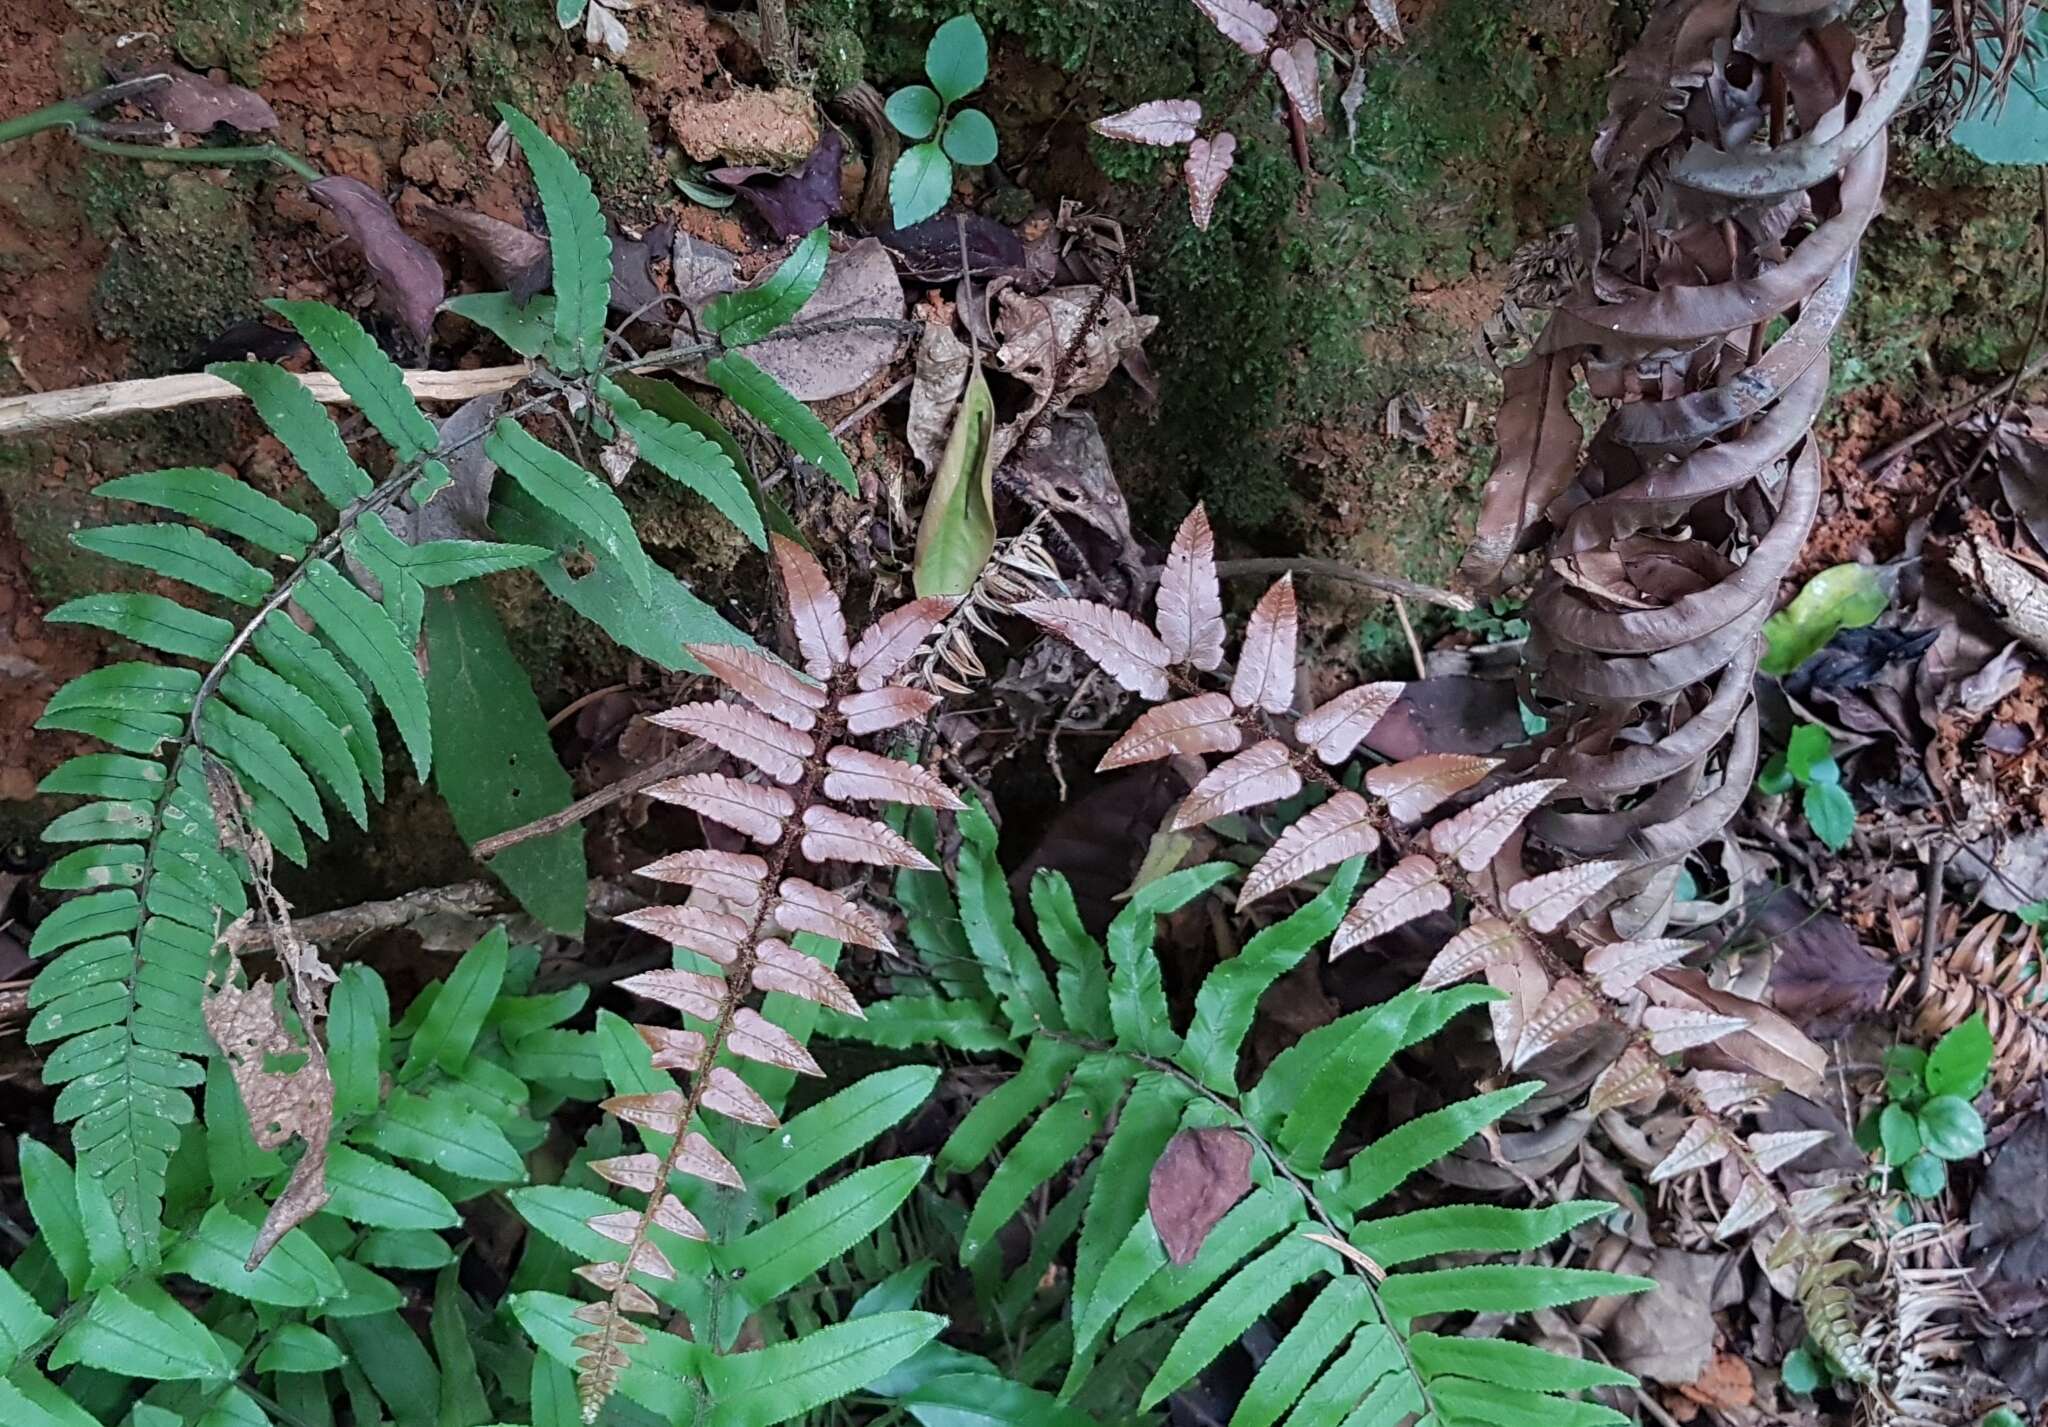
(90, 171, 258, 376)
(165, 0, 302, 79)
(565, 69, 660, 213)
(488, 0, 566, 46)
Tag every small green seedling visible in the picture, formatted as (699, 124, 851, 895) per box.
(1780, 1340, 1841, 1395)
(1854, 1013, 1992, 1199)
(1758, 722, 1857, 851)
(2018, 900, 2048, 928)
(885, 15, 998, 228)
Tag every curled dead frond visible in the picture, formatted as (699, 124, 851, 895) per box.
(914, 513, 1065, 696)
(1905, 913, 2048, 1098)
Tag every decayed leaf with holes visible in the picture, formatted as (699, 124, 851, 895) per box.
(1099, 693, 1242, 770)
(1589, 1047, 1667, 1113)
(1650, 1119, 1730, 1182)
(1173, 740, 1301, 830)
(684, 643, 826, 729)
(850, 597, 957, 689)
(1295, 681, 1403, 764)
(772, 879, 895, 953)
(773, 534, 849, 678)
(800, 805, 937, 870)
(1157, 506, 1227, 669)
(615, 905, 749, 963)
(840, 684, 941, 735)
(1505, 860, 1627, 932)
(1185, 133, 1237, 231)
(1092, 99, 1203, 145)
(1428, 779, 1562, 872)
(1229, 577, 1297, 713)
(1017, 598, 1173, 700)
(1644, 1006, 1750, 1054)
(1421, 918, 1528, 989)
(204, 971, 334, 1267)
(1268, 41, 1323, 126)
(1366, 753, 1500, 823)
(1584, 938, 1698, 996)
(645, 703, 813, 784)
(1148, 1126, 1253, 1265)
(1514, 975, 1599, 1069)
(822, 747, 965, 810)
(1239, 791, 1379, 907)
(643, 773, 793, 843)
(1192, 0, 1278, 54)
(1334, 856, 1451, 955)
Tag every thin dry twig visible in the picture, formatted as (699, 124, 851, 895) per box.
(469, 741, 719, 859)
(220, 879, 504, 949)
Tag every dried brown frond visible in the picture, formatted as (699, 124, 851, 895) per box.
(1905, 913, 2048, 1099)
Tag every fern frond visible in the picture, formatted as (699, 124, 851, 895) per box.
(565, 535, 958, 1420)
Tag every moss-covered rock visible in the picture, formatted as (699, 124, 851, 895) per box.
(165, 0, 303, 78)
(90, 168, 259, 375)
(566, 68, 661, 214)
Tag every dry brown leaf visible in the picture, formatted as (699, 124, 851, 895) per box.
(906, 321, 973, 477)
(1687, 1069, 1777, 1113)
(1294, 681, 1403, 765)
(1333, 855, 1450, 955)
(1421, 917, 1528, 989)
(635, 1023, 708, 1071)
(1649, 1118, 1730, 1182)
(1148, 1127, 1253, 1265)
(1428, 778, 1563, 872)
(1156, 505, 1226, 670)
(1302, 1231, 1385, 1279)
(643, 772, 794, 844)
(753, 938, 863, 1014)
(849, 598, 958, 690)
(1172, 740, 1302, 830)
(1238, 791, 1379, 907)
(1099, 693, 1243, 771)
(1185, 133, 1238, 232)
(773, 534, 850, 678)
(140, 69, 279, 133)
(645, 702, 814, 784)
(747, 238, 909, 401)
(1643, 1006, 1750, 1054)
(703, 1066, 779, 1128)
(1366, 753, 1500, 823)
(839, 684, 942, 735)
(618, 969, 728, 1020)
(1017, 597, 1173, 700)
(773, 879, 896, 954)
(633, 849, 768, 904)
(1513, 975, 1600, 1068)
(1192, 0, 1279, 54)
(823, 746, 966, 810)
(1229, 576, 1298, 714)
(204, 973, 334, 1265)
(307, 177, 445, 348)
(1091, 99, 1203, 146)
(799, 805, 937, 870)
(1589, 1047, 1668, 1113)
(1268, 41, 1323, 127)
(684, 643, 826, 730)
(1463, 343, 1581, 586)
(1483, 944, 1549, 1068)
(1583, 937, 1698, 997)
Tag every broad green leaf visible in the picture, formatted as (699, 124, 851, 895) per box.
(723, 1158, 930, 1317)
(1182, 861, 1361, 1092)
(496, 105, 611, 372)
(40, 844, 144, 892)
(484, 417, 653, 601)
(901, 1372, 1100, 1427)
(955, 799, 1062, 1035)
(599, 377, 765, 546)
(1071, 1072, 1185, 1346)
(1408, 1333, 1635, 1391)
(1902, 1150, 1947, 1197)
(323, 1257, 406, 1318)
(431, 1266, 492, 1427)
(322, 1144, 460, 1229)
(164, 1203, 341, 1308)
(40, 800, 155, 843)
(914, 366, 997, 596)
(1344, 1373, 1424, 1427)
(507, 1184, 619, 1262)
(1429, 1376, 1631, 1427)
(255, 1323, 347, 1374)
(1107, 863, 1236, 1057)
(1918, 1094, 1986, 1161)
(332, 1309, 441, 1427)
(270, 300, 439, 460)
(744, 1065, 942, 1200)
(1879, 1102, 1922, 1164)
(220, 655, 368, 828)
(1352, 1201, 1611, 1268)
(95, 468, 318, 558)
(1141, 1235, 1333, 1408)
(703, 226, 829, 346)
(353, 504, 552, 586)
(1066, 1213, 1166, 1369)
(925, 14, 989, 103)
(0, 1265, 54, 1373)
(706, 351, 859, 493)
(1030, 871, 1112, 1038)
(937, 1037, 1081, 1174)
(1785, 723, 1834, 783)
(890, 142, 953, 229)
(362, 1089, 527, 1183)
(401, 926, 510, 1080)
(297, 558, 432, 779)
(19, 1135, 90, 1296)
(424, 587, 586, 933)
(44, 592, 232, 661)
(50, 1281, 232, 1381)
(1925, 1011, 1993, 1099)
(513, 1291, 704, 1418)
(32, 705, 180, 754)
(1802, 778, 1856, 851)
(442, 291, 557, 358)
(506, 1027, 605, 1094)
(1335, 1082, 1543, 1212)
(1761, 562, 1887, 675)
(211, 359, 375, 509)
(943, 108, 999, 166)
(72, 524, 272, 605)
(886, 84, 943, 140)
(703, 1312, 947, 1427)
(1380, 1265, 1654, 1320)
(44, 663, 195, 717)
(1230, 1276, 1373, 1427)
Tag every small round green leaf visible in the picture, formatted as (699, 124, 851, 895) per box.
(1901, 1149, 1947, 1198)
(885, 84, 944, 140)
(1756, 754, 1794, 797)
(925, 14, 989, 104)
(1881, 1044, 1928, 1101)
(1802, 779, 1856, 851)
(1917, 1094, 1986, 1162)
(943, 107, 1000, 166)
(1925, 1011, 1993, 1099)
(1877, 1102, 1920, 1166)
(890, 142, 954, 229)
(1780, 1344, 1824, 1394)
(1785, 724, 1834, 783)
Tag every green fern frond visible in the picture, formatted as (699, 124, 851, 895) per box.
(832, 817, 1654, 1423)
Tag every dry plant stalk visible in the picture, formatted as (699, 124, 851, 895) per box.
(569, 538, 961, 1420)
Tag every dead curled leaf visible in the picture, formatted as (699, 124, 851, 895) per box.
(308, 177, 446, 348)
(745, 238, 908, 401)
(135, 69, 278, 133)
(1149, 1127, 1253, 1265)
